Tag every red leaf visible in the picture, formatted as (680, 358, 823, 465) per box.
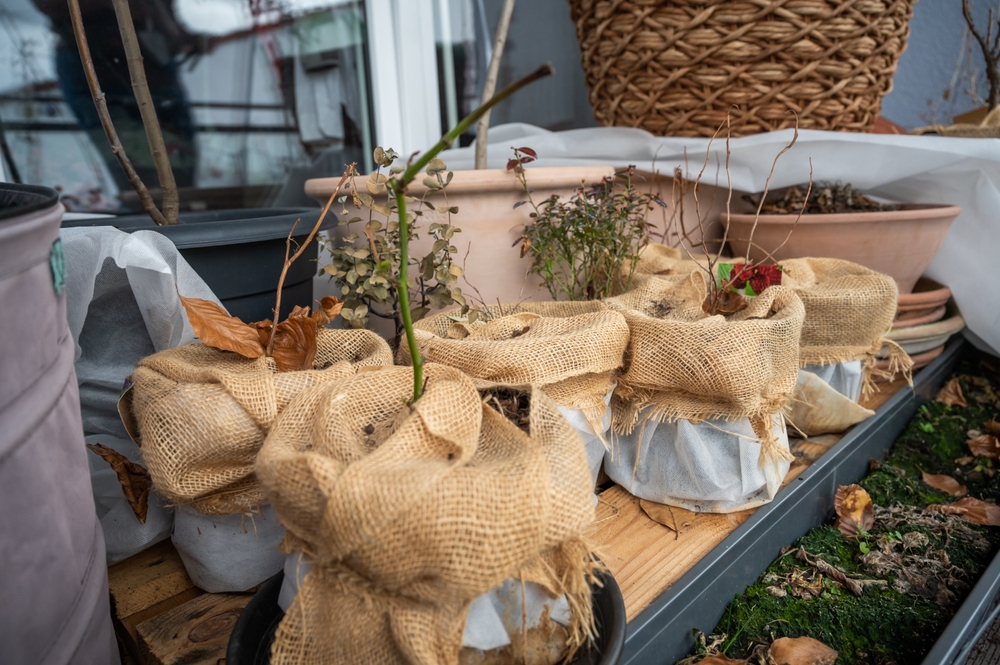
(86, 444, 151, 523)
(180, 295, 265, 358)
(516, 146, 538, 159)
(506, 158, 520, 172)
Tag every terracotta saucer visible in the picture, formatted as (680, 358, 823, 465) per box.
(892, 305, 946, 329)
(896, 277, 951, 316)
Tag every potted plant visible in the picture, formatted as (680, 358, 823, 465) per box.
(566, 0, 917, 137)
(724, 182, 961, 295)
(61, 0, 328, 322)
(244, 65, 627, 664)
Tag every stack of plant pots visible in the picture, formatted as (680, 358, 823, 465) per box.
(882, 277, 966, 372)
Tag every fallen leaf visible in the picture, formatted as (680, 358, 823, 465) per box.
(180, 295, 265, 358)
(969, 434, 1000, 459)
(955, 456, 974, 465)
(921, 471, 968, 497)
(86, 444, 151, 524)
(768, 636, 838, 665)
(834, 484, 874, 538)
(936, 378, 967, 407)
(696, 656, 746, 664)
(271, 307, 318, 372)
(927, 497, 1000, 526)
(984, 421, 1000, 436)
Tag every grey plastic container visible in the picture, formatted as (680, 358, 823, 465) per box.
(0, 183, 119, 664)
(61, 208, 328, 322)
(619, 339, 987, 665)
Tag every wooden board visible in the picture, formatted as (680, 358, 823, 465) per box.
(136, 591, 252, 665)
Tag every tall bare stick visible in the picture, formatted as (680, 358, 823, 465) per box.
(110, 0, 180, 225)
(267, 167, 353, 356)
(474, 0, 516, 169)
(66, 0, 168, 226)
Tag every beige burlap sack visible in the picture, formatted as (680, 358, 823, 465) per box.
(255, 363, 599, 665)
(780, 257, 912, 391)
(605, 272, 804, 464)
(399, 302, 629, 429)
(131, 328, 392, 514)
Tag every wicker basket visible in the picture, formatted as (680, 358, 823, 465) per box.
(568, 0, 916, 137)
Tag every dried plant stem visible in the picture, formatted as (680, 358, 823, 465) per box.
(768, 158, 814, 259)
(746, 120, 799, 257)
(109, 0, 180, 225)
(394, 64, 553, 402)
(66, 0, 168, 226)
(963, 0, 1000, 109)
(267, 168, 352, 356)
(474, 0, 516, 169)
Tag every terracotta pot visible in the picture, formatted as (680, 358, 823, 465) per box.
(305, 166, 726, 313)
(723, 205, 961, 293)
(895, 277, 951, 322)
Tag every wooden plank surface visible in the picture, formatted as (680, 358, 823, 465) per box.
(136, 591, 252, 665)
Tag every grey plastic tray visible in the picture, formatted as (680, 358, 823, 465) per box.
(621, 339, 980, 665)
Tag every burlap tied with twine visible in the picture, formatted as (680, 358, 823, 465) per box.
(255, 364, 600, 665)
(602, 273, 805, 512)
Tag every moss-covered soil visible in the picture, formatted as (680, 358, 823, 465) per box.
(683, 355, 1000, 665)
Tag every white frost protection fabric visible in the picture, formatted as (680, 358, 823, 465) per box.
(278, 552, 570, 650)
(173, 503, 286, 593)
(444, 124, 1000, 358)
(604, 412, 790, 513)
(62, 227, 220, 563)
(801, 360, 863, 402)
(556, 386, 614, 491)
(787, 368, 875, 437)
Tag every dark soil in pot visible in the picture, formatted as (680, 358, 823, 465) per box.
(679, 354, 1000, 664)
(61, 208, 329, 322)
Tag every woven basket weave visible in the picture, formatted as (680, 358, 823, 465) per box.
(568, 0, 916, 137)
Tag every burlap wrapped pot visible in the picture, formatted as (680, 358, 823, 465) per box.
(255, 363, 599, 665)
(131, 328, 393, 514)
(605, 272, 804, 465)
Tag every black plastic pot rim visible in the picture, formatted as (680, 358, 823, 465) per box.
(0, 183, 60, 221)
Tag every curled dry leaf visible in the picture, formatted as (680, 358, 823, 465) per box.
(768, 636, 838, 665)
(969, 434, 1000, 459)
(921, 471, 968, 497)
(696, 656, 746, 664)
(312, 295, 344, 326)
(833, 484, 874, 538)
(179, 295, 265, 359)
(956, 456, 975, 465)
(253, 319, 272, 348)
(983, 421, 1000, 437)
(927, 497, 1000, 526)
(936, 378, 967, 407)
(86, 444, 151, 524)
(702, 289, 748, 316)
(271, 307, 318, 372)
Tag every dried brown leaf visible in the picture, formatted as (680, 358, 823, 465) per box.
(969, 434, 1000, 459)
(984, 421, 1000, 436)
(768, 636, 838, 665)
(927, 497, 1000, 526)
(252, 319, 272, 348)
(311, 295, 344, 326)
(921, 471, 968, 497)
(696, 656, 746, 664)
(86, 444, 151, 524)
(936, 378, 967, 407)
(956, 456, 975, 465)
(834, 484, 874, 538)
(702, 289, 748, 316)
(271, 308, 318, 372)
(180, 295, 265, 358)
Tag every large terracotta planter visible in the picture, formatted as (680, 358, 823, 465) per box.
(723, 205, 960, 293)
(305, 166, 726, 311)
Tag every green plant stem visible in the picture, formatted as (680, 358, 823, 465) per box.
(390, 63, 553, 403)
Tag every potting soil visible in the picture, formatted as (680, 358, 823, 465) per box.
(682, 355, 1000, 664)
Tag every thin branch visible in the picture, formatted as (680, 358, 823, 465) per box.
(767, 158, 814, 260)
(475, 0, 516, 169)
(709, 112, 734, 278)
(66, 0, 168, 225)
(745, 118, 799, 259)
(963, 0, 1000, 109)
(109, 0, 180, 224)
(266, 167, 353, 356)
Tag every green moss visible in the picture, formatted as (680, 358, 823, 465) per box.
(682, 356, 1000, 665)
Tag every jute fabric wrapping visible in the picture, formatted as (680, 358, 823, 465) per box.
(399, 302, 630, 430)
(255, 363, 598, 665)
(567, 0, 916, 138)
(131, 328, 393, 514)
(605, 273, 804, 465)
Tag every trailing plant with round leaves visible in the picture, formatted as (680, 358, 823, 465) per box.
(512, 149, 655, 301)
(320, 147, 469, 343)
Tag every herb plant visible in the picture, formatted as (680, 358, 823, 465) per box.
(511, 149, 654, 301)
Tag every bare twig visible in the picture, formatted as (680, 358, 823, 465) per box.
(66, 0, 168, 225)
(963, 0, 1000, 109)
(266, 167, 353, 356)
(708, 112, 734, 279)
(745, 118, 799, 259)
(110, 0, 179, 224)
(475, 0, 517, 169)
(768, 158, 814, 260)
